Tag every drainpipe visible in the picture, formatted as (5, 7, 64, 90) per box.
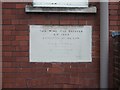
(100, 0, 109, 88)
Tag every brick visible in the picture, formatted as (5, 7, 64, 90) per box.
(83, 15, 95, 20)
(19, 20, 28, 25)
(3, 35, 15, 41)
(2, 57, 16, 62)
(60, 19, 78, 25)
(2, 25, 15, 31)
(30, 14, 47, 19)
(2, 15, 16, 19)
(85, 20, 95, 26)
(15, 78, 27, 88)
(33, 67, 47, 73)
(15, 46, 29, 51)
(15, 25, 28, 31)
(12, 20, 19, 24)
(54, 76, 70, 84)
(85, 79, 99, 88)
(2, 3, 16, 9)
(60, 14, 76, 20)
(19, 63, 33, 68)
(3, 62, 20, 68)
(69, 63, 86, 68)
(110, 16, 119, 20)
(110, 10, 118, 15)
(71, 72, 99, 79)
(50, 19, 59, 24)
(62, 84, 74, 88)
(16, 36, 29, 41)
(3, 46, 15, 51)
(11, 41, 20, 46)
(34, 63, 52, 68)
(15, 14, 30, 19)
(2, 83, 16, 88)
(26, 78, 54, 88)
(66, 67, 99, 73)
(2, 62, 12, 67)
(18, 68, 32, 73)
(109, 2, 118, 5)
(109, 5, 119, 10)
(3, 52, 12, 57)
(15, 9, 26, 15)
(2, 41, 11, 45)
(3, 73, 15, 78)
(3, 20, 11, 25)
(19, 41, 28, 46)
(78, 20, 87, 25)
(3, 78, 16, 83)
(3, 68, 18, 73)
(12, 52, 28, 57)
(110, 21, 118, 25)
(12, 31, 28, 36)
(47, 67, 64, 74)
(53, 84, 64, 88)
(16, 4, 26, 8)
(15, 57, 29, 62)
(3, 9, 16, 15)
(3, 31, 11, 35)
(86, 63, 100, 68)
(12, 20, 28, 25)
(19, 31, 29, 36)
(69, 77, 81, 85)
(110, 26, 119, 30)
(29, 19, 51, 25)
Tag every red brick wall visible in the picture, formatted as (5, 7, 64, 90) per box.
(2, 2, 100, 88)
(109, 2, 120, 88)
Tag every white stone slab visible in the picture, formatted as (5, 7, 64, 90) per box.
(25, 5, 97, 13)
(30, 25, 92, 62)
(33, 0, 88, 7)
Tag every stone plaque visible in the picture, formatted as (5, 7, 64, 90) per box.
(30, 25, 92, 62)
(33, 0, 88, 8)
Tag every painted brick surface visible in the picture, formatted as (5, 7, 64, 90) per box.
(2, 2, 100, 88)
